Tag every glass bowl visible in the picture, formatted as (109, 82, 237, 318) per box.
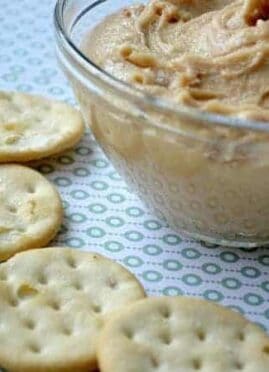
(54, 0, 269, 248)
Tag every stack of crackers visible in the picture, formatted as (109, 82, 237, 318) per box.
(0, 91, 269, 371)
(0, 91, 84, 260)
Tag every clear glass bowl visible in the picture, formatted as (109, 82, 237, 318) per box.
(54, 0, 269, 248)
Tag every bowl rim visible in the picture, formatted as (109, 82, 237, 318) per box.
(54, 0, 269, 133)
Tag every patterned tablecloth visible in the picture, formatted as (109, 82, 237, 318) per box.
(0, 0, 269, 333)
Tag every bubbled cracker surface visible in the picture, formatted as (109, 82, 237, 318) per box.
(0, 91, 84, 162)
(0, 164, 62, 261)
(98, 297, 269, 372)
(0, 247, 146, 372)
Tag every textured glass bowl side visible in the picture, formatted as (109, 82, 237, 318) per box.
(54, 0, 269, 247)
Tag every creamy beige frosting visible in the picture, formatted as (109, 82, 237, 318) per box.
(84, 0, 269, 121)
(76, 0, 269, 245)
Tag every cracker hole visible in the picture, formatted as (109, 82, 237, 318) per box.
(7, 205, 17, 214)
(238, 332, 245, 342)
(107, 277, 118, 289)
(9, 297, 19, 307)
(49, 300, 61, 311)
(66, 256, 77, 269)
(151, 356, 160, 368)
(73, 281, 83, 291)
(160, 307, 171, 319)
(14, 105, 23, 114)
(17, 284, 38, 300)
(124, 328, 133, 339)
(5, 135, 20, 145)
(62, 326, 73, 336)
(263, 345, 269, 354)
(23, 319, 36, 330)
(0, 272, 7, 281)
(196, 329, 206, 341)
(234, 361, 244, 370)
(92, 304, 102, 314)
(27, 185, 35, 194)
(38, 274, 48, 285)
(4, 123, 17, 131)
(192, 359, 202, 370)
(28, 343, 41, 353)
(160, 332, 172, 345)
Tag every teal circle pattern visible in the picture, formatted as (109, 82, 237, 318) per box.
(87, 227, 106, 239)
(76, 146, 91, 156)
(222, 278, 242, 290)
(202, 263, 222, 275)
(126, 207, 144, 217)
(64, 237, 85, 248)
(88, 203, 107, 214)
(104, 241, 124, 252)
(163, 259, 182, 271)
(143, 270, 163, 282)
(162, 234, 181, 245)
(106, 216, 125, 228)
(181, 248, 201, 259)
(144, 220, 162, 231)
(107, 193, 125, 204)
(163, 287, 183, 296)
(143, 244, 163, 256)
(54, 177, 72, 187)
(69, 213, 87, 224)
(38, 164, 54, 174)
(241, 267, 261, 278)
(71, 190, 89, 200)
(204, 290, 224, 302)
(244, 293, 264, 306)
(125, 231, 144, 242)
(182, 274, 202, 286)
(220, 252, 239, 263)
(124, 256, 144, 268)
(74, 167, 90, 177)
(91, 181, 108, 191)
(258, 255, 269, 266)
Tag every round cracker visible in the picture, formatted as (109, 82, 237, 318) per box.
(0, 91, 84, 162)
(0, 247, 146, 371)
(98, 297, 269, 372)
(0, 164, 62, 260)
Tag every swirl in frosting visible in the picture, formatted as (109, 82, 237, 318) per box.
(84, 0, 269, 121)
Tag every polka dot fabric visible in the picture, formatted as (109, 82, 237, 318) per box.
(0, 0, 269, 340)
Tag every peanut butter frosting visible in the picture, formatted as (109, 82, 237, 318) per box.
(84, 0, 269, 121)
